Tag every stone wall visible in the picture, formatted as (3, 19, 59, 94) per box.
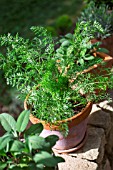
(57, 90, 113, 170)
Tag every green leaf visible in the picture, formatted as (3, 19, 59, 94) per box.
(80, 49, 87, 56)
(0, 150, 7, 156)
(10, 140, 24, 152)
(61, 40, 70, 47)
(0, 133, 13, 150)
(78, 58, 84, 65)
(34, 151, 64, 167)
(59, 38, 66, 43)
(16, 110, 30, 132)
(56, 48, 64, 54)
(0, 162, 7, 169)
(0, 113, 16, 132)
(98, 48, 109, 54)
(36, 164, 44, 169)
(45, 135, 59, 147)
(65, 33, 73, 39)
(28, 136, 49, 149)
(84, 56, 95, 60)
(25, 123, 43, 136)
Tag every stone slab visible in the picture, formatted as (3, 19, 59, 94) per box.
(88, 105, 111, 134)
(69, 126, 106, 163)
(98, 100, 113, 113)
(58, 154, 98, 170)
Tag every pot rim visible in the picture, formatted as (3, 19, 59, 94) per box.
(24, 99, 92, 123)
(24, 93, 92, 130)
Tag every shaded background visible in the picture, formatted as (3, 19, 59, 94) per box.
(0, 0, 83, 37)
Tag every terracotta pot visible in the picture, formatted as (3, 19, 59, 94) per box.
(23, 52, 112, 152)
(24, 98, 92, 153)
(81, 52, 113, 75)
(91, 35, 113, 57)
